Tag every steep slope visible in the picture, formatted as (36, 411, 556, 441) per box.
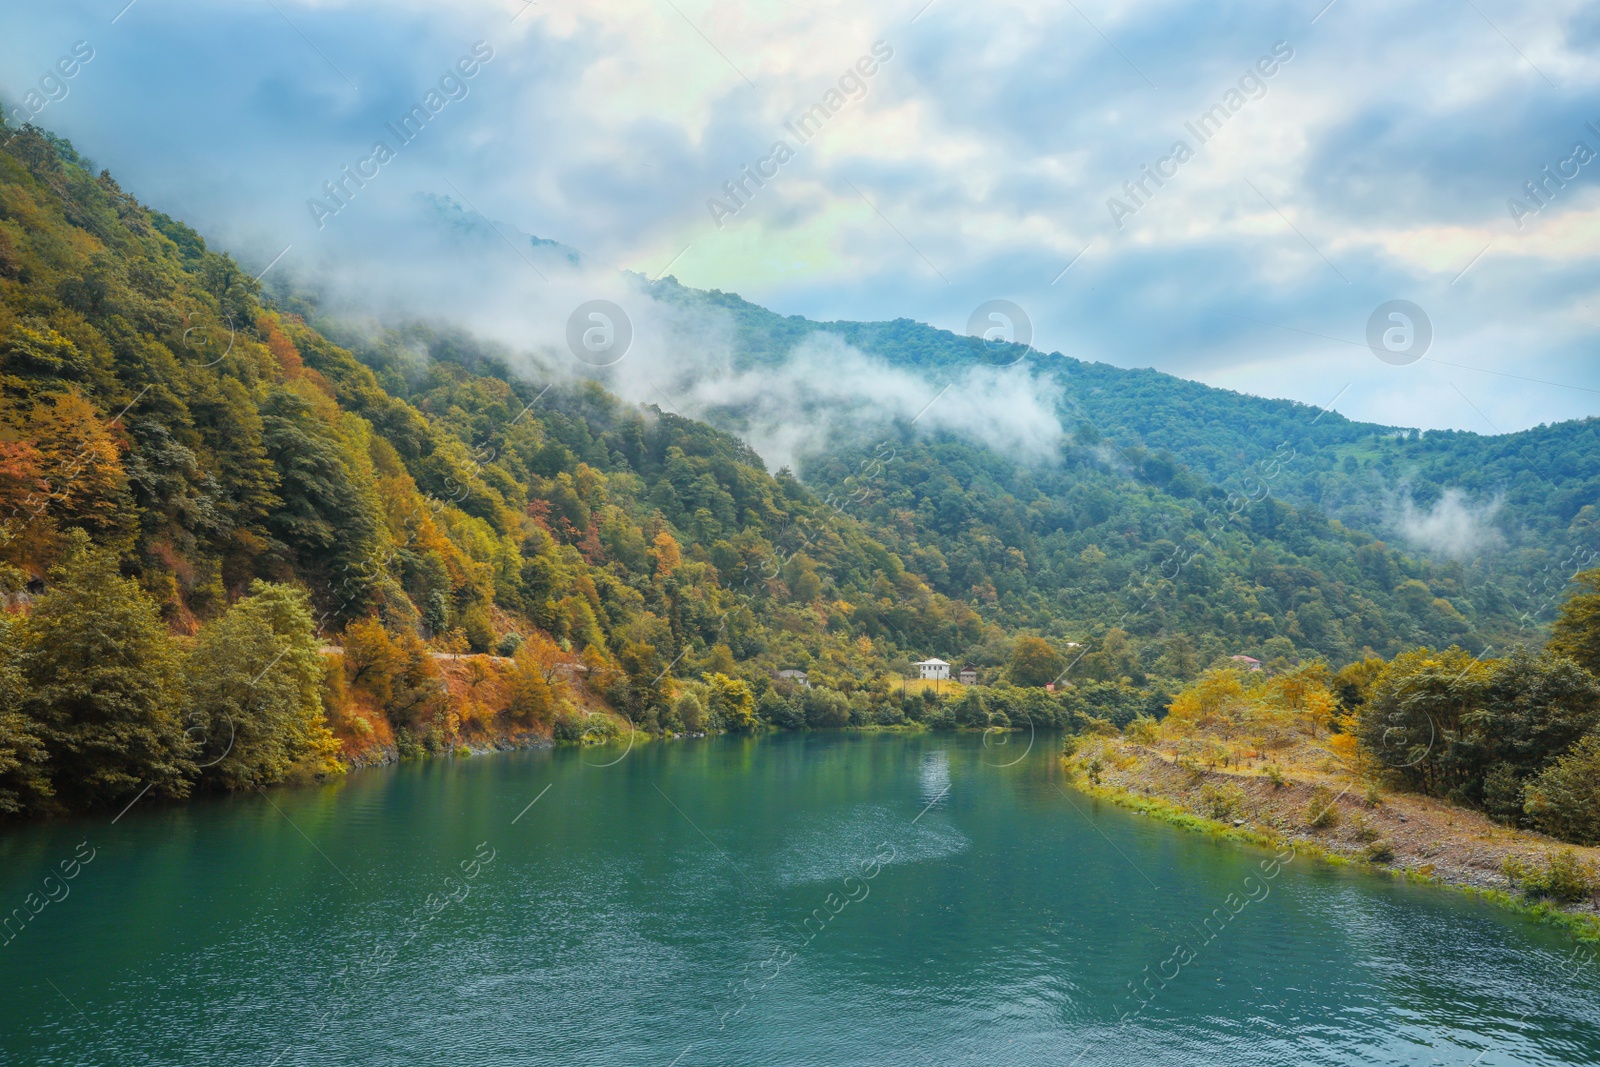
(0, 124, 980, 717)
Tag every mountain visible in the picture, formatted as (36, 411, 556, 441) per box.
(650, 280, 1600, 648)
(2, 119, 1597, 819)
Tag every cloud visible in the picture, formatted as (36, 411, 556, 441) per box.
(3, 0, 1599, 436)
(626, 330, 1066, 471)
(1395, 487, 1503, 560)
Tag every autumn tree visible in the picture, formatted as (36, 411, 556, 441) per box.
(505, 639, 557, 727)
(707, 673, 756, 731)
(1008, 636, 1065, 688)
(649, 530, 680, 579)
(1549, 568, 1600, 678)
(342, 617, 401, 706)
(1165, 668, 1247, 741)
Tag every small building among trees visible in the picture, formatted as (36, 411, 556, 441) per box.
(915, 658, 951, 681)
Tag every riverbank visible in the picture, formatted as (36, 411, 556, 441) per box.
(1064, 739, 1600, 942)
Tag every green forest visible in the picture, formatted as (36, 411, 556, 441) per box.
(0, 119, 1598, 852)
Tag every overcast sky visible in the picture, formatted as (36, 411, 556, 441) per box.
(4, 0, 1599, 435)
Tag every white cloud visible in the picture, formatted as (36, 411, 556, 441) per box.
(1395, 488, 1503, 560)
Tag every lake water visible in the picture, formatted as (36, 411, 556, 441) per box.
(2, 731, 1597, 1065)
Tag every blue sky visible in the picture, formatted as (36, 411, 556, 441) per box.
(3, 0, 1599, 435)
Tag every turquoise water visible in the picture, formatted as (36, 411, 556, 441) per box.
(1, 731, 1596, 1065)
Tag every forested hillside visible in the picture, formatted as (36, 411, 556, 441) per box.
(0, 119, 1595, 821)
(0, 123, 997, 813)
(660, 281, 1600, 637)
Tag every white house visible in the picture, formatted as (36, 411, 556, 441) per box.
(915, 658, 951, 681)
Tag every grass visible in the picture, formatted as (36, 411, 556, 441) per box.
(1066, 759, 1600, 944)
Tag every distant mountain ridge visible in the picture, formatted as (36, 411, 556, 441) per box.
(645, 277, 1600, 633)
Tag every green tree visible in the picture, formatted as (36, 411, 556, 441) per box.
(802, 687, 851, 729)
(1523, 734, 1600, 845)
(757, 689, 802, 729)
(1468, 647, 1600, 814)
(954, 687, 989, 728)
(674, 692, 705, 733)
(0, 613, 51, 813)
(20, 533, 195, 807)
(186, 581, 340, 790)
(1008, 636, 1065, 688)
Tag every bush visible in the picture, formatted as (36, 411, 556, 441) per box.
(1364, 839, 1395, 863)
(395, 728, 426, 760)
(496, 633, 524, 658)
(578, 713, 619, 742)
(1124, 716, 1159, 745)
(1263, 764, 1286, 787)
(1504, 849, 1599, 903)
(1199, 783, 1247, 821)
(1307, 785, 1341, 829)
(552, 709, 584, 742)
(462, 604, 496, 654)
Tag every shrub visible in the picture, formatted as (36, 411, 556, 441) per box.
(496, 633, 524, 658)
(1176, 753, 1205, 785)
(1199, 783, 1247, 821)
(1349, 812, 1381, 843)
(1263, 764, 1286, 787)
(395, 728, 426, 760)
(1504, 849, 1599, 903)
(1307, 785, 1341, 829)
(1364, 839, 1395, 863)
(1124, 716, 1159, 745)
(577, 713, 620, 743)
(552, 709, 584, 742)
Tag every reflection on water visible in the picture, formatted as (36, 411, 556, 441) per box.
(0, 731, 1595, 1066)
